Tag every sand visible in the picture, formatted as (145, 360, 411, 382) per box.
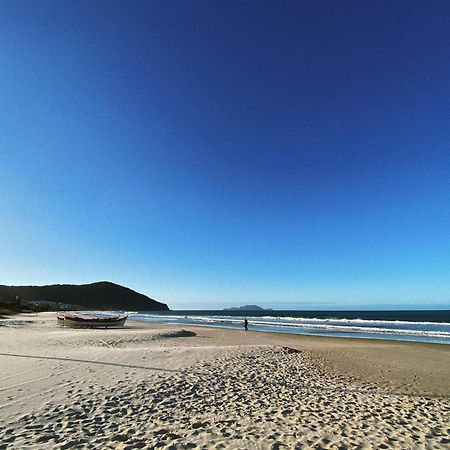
(0, 313, 449, 449)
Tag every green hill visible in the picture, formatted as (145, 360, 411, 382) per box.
(0, 281, 169, 311)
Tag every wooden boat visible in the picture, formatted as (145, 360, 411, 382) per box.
(57, 312, 128, 328)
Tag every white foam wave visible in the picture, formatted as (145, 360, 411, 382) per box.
(131, 313, 450, 339)
(134, 313, 450, 327)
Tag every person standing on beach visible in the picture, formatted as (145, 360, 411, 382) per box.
(244, 318, 248, 331)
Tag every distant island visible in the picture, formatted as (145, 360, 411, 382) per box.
(0, 281, 169, 312)
(224, 305, 272, 311)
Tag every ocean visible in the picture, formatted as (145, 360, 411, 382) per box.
(129, 310, 450, 345)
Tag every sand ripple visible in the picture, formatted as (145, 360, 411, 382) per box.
(1, 346, 448, 449)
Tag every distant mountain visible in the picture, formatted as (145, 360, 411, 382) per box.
(0, 281, 169, 311)
(224, 304, 271, 311)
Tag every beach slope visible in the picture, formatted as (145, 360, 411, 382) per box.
(0, 313, 449, 449)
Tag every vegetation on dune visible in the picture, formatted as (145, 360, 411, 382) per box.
(0, 298, 60, 318)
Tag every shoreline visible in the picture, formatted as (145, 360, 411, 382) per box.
(127, 309, 450, 346)
(130, 317, 450, 347)
(127, 319, 450, 398)
(1, 313, 449, 449)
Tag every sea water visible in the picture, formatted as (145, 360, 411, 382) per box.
(129, 310, 450, 344)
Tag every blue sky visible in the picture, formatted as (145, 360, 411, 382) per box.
(1, 1, 449, 310)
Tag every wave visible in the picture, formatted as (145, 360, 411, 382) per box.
(243, 320, 450, 339)
(131, 313, 450, 340)
(256, 316, 450, 327)
(132, 313, 450, 327)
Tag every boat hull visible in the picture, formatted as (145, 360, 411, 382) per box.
(57, 313, 127, 328)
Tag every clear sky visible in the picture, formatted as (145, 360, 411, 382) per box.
(1, 1, 449, 310)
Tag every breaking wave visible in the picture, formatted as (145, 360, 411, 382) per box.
(129, 312, 450, 344)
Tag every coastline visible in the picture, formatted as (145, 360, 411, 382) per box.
(148, 320, 450, 398)
(1, 313, 449, 449)
(129, 310, 450, 345)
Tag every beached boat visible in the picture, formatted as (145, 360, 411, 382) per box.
(57, 312, 128, 328)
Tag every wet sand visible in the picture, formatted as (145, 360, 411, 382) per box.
(0, 313, 449, 449)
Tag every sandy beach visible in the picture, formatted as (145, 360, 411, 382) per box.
(0, 313, 449, 449)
